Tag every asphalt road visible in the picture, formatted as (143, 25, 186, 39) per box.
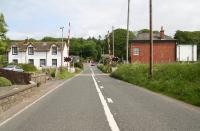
(0, 64, 200, 131)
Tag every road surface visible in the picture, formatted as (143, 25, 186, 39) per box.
(0, 64, 200, 131)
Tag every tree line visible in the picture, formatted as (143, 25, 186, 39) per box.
(0, 12, 200, 64)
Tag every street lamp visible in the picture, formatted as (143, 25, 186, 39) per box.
(149, 0, 153, 77)
(60, 27, 64, 70)
(126, 0, 130, 64)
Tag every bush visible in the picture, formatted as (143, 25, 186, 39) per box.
(111, 63, 200, 106)
(19, 64, 37, 72)
(74, 62, 84, 69)
(58, 69, 74, 80)
(97, 64, 112, 73)
(0, 77, 12, 87)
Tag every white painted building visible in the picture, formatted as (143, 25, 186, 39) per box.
(8, 41, 70, 69)
(176, 44, 197, 62)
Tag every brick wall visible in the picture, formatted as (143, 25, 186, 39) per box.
(130, 42, 176, 64)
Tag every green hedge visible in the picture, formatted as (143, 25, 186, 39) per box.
(74, 62, 84, 69)
(0, 77, 12, 87)
(111, 63, 200, 106)
(19, 64, 37, 72)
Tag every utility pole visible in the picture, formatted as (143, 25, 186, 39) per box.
(126, 0, 130, 64)
(107, 31, 111, 56)
(60, 27, 64, 71)
(112, 26, 115, 57)
(149, 0, 153, 77)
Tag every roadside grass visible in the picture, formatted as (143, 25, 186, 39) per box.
(110, 63, 200, 106)
(0, 77, 12, 87)
(58, 68, 82, 80)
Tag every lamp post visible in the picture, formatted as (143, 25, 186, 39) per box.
(126, 0, 130, 64)
(149, 0, 153, 77)
(60, 27, 64, 70)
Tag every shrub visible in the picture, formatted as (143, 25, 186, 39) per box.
(74, 62, 84, 69)
(19, 64, 37, 72)
(97, 64, 112, 73)
(0, 77, 12, 87)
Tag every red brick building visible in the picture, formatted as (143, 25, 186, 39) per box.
(130, 27, 177, 64)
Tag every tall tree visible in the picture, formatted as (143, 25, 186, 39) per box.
(0, 13, 8, 57)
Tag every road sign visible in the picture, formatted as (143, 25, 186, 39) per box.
(64, 57, 72, 62)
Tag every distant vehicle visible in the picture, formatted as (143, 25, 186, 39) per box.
(90, 62, 96, 66)
(3, 65, 24, 72)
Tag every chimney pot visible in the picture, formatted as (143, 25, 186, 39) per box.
(160, 26, 165, 39)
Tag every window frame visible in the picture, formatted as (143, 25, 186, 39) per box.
(28, 59, 34, 65)
(52, 46, 57, 55)
(28, 47, 34, 55)
(13, 59, 18, 64)
(133, 48, 140, 56)
(52, 59, 57, 67)
(12, 47, 18, 55)
(40, 59, 46, 67)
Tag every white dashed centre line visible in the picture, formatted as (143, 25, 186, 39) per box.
(90, 68, 120, 131)
(100, 86, 104, 89)
(107, 98, 114, 104)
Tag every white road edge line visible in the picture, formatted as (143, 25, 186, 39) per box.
(107, 98, 114, 104)
(90, 68, 120, 131)
(0, 73, 79, 127)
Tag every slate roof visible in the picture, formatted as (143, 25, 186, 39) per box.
(8, 41, 65, 52)
(134, 33, 175, 40)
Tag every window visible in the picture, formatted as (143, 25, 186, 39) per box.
(28, 59, 34, 65)
(134, 48, 140, 56)
(12, 47, 18, 55)
(52, 59, 57, 67)
(40, 59, 46, 67)
(13, 59, 18, 64)
(28, 47, 34, 55)
(52, 46, 57, 55)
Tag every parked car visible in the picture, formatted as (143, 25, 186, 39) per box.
(3, 65, 24, 72)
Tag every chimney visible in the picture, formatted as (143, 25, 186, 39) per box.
(160, 26, 165, 39)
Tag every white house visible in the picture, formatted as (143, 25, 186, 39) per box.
(7, 41, 70, 69)
(176, 44, 197, 62)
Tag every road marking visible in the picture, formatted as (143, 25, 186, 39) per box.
(100, 86, 104, 89)
(107, 98, 114, 104)
(0, 74, 79, 127)
(90, 68, 120, 131)
(98, 81, 101, 83)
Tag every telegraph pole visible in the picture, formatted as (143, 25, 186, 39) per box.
(126, 0, 130, 64)
(60, 27, 64, 71)
(112, 26, 115, 57)
(149, 0, 153, 77)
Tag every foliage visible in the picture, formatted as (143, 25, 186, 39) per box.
(97, 64, 112, 73)
(138, 29, 159, 34)
(109, 29, 135, 60)
(174, 30, 200, 59)
(19, 64, 37, 72)
(111, 63, 200, 106)
(74, 62, 84, 69)
(57, 68, 82, 80)
(0, 77, 12, 87)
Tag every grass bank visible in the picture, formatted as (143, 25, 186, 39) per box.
(58, 68, 82, 80)
(111, 63, 200, 106)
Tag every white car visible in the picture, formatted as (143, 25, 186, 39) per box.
(3, 65, 24, 72)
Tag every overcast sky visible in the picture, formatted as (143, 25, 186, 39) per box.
(0, 0, 200, 40)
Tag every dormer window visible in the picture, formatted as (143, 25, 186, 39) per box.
(12, 47, 18, 55)
(28, 47, 34, 55)
(52, 46, 57, 55)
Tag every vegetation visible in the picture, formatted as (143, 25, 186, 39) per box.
(74, 62, 84, 69)
(174, 31, 200, 59)
(0, 13, 9, 66)
(97, 64, 112, 73)
(111, 63, 200, 106)
(0, 77, 12, 87)
(58, 68, 81, 80)
(19, 64, 37, 72)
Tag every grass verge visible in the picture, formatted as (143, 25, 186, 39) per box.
(58, 68, 82, 80)
(110, 63, 200, 106)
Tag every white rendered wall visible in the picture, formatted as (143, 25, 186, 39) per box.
(177, 45, 197, 61)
